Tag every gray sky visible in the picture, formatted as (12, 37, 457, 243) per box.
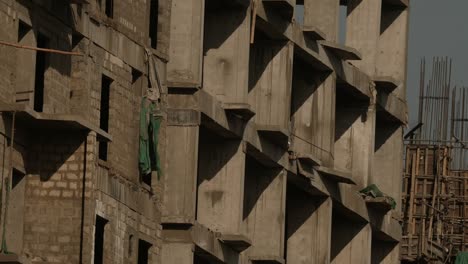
(407, 0, 468, 126)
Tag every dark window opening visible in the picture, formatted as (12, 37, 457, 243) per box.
(99, 142, 108, 161)
(72, 31, 84, 51)
(149, 0, 159, 49)
(34, 33, 49, 113)
(132, 68, 143, 96)
(105, 0, 113, 18)
(12, 169, 25, 189)
(141, 173, 152, 187)
(93, 215, 108, 264)
(18, 20, 31, 42)
(128, 235, 134, 257)
(137, 239, 152, 264)
(99, 75, 112, 161)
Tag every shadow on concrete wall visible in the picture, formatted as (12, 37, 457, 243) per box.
(242, 156, 280, 220)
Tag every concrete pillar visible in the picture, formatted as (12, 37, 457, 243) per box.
(203, 6, 250, 105)
(248, 41, 293, 130)
(15, 20, 36, 106)
(331, 221, 372, 264)
(290, 65, 335, 166)
(241, 157, 287, 262)
(167, 0, 204, 88)
(376, 7, 409, 99)
(304, 0, 339, 42)
(334, 103, 376, 188)
(345, 0, 382, 76)
(372, 124, 403, 210)
(162, 125, 199, 224)
(286, 188, 331, 264)
(162, 242, 194, 264)
(197, 127, 245, 235)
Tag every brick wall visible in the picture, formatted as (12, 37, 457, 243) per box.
(0, 0, 169, 263)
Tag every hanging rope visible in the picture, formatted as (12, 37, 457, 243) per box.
(0, 40, 83, 56)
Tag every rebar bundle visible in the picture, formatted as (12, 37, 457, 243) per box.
(417, 57, 452, 144)
(451, 87, 468, 170)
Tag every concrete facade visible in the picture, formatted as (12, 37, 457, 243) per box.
(0, 0, 409, 263)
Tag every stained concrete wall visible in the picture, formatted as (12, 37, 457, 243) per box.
(372, 122, 403, 210)
(376, 6, 409, 100)
(291, 59, 335, 166)
(203, 6, 250, 105)
(286, 185, 332, 264)
(331, 211, 371, 264)
(241, 156, 286, 262)
(334, 99, 376, 188)
(249, 40, 293, 131)
(197, 128, 245, 234)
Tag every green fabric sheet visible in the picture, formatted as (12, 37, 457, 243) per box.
(359, 184, 397, 209)
(139, 98, 162, 179)
(455, 252, 468, 264)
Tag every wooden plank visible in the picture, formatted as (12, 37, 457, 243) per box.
(427, 147, 440, 249)
(407, 152, 417, 257)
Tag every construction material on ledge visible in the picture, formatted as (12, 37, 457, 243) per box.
(359, 184, 396, 210)
(0, 40, 83, 56)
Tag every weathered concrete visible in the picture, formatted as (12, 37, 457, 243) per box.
(0, 0, 409, 263)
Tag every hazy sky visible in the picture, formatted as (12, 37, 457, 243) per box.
(407, 0, 468, 126)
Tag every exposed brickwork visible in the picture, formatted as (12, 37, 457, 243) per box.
(0, 0, 170, 262)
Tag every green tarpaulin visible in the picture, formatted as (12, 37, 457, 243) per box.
(139, 97, 162, 179)
(455, 252, 468, 264)
(359, 184, 397, 209)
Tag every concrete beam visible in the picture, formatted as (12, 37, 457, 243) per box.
(162, 222, 240, 263)
(331, 184, 369, 222)
(255, 3, 375, 100)
(162, 125, 199, 224)
(319, 41, 362, 61)
(369, 213, 402, 243)
(197, 90, 244, 139)
(314, 166, 356, 184)
(0, 102, 112, 142)
(167, 0, 205, 88)
(382, 0, 408, 8)
(374, 76, 399, 94)
(376, 92, 408, 124)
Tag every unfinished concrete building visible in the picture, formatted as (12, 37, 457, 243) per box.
(0, 0, 409, 263)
